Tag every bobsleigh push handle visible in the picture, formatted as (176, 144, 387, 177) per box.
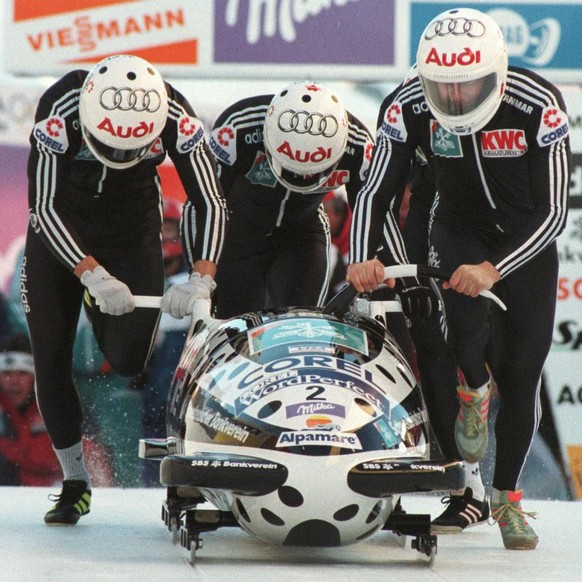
(133, 296, 216, 323)
(322, 264, 507, 315)
(133, 295, 161, 309)
(384, 265, 507, 311)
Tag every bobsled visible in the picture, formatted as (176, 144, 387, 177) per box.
(138, 265, 505, 563)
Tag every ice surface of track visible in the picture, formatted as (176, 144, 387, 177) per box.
(1, 487, 581, 581)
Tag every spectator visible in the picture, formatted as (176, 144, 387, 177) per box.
(322, 190, 351, 300)
(0, 334, 114, 487)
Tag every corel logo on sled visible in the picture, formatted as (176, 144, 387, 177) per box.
(276, 430, 362, 449)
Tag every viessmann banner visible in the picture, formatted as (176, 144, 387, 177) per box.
(3, 0, 402, 80)
(4, 0, 581, 82)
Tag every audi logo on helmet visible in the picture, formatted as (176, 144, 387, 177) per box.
(99, 86, 163, 113)
(424, 17, 486, 40)
(277, 110, 339, 138)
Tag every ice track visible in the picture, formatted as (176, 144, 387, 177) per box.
(1, 487, 581, 581)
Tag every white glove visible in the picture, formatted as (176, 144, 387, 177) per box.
(80, 266, 135, 316)
(161, 272, 216, 319)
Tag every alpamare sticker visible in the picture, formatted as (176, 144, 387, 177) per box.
(276, 430, 362, 450)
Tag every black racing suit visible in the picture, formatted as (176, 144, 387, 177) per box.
(351, 67, 571, 491)
(23, 70, 226, 449)
(396, 160, 462, 461)
(209, 94, 374, 318)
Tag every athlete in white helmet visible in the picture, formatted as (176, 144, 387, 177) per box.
(347, 8, 571, 549)
(263, 81, 349, 192)
(209, 80, 373, 318)
(416, 9, 508, 135)
(24, 54, 226, 525)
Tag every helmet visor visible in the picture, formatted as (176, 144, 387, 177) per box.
(84, 130, 153, 166)
(423, 73, 497, 118)
(265, 149, 337, 193)
(277, 166, 336, 192)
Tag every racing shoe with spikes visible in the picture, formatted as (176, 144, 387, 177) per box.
(491, 489, 539, 550)
(455, 384, 491, 463)
(431, 487, 490, 534)
(44, 480, 92, 525)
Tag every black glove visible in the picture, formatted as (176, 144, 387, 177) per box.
(398, 282, 438, 319)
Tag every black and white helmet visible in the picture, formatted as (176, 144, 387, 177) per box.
(416, 8, 508, 135)
(264, 81, 349, 192)
(79, 54, 169, 169)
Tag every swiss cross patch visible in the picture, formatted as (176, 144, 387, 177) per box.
(430, 121, 463, 158)
(245, 151, 278, 187)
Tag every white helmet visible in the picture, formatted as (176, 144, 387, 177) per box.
(79, 54, 169, 169)
(416, 8, 508, 135)
(264, 81, 348, 192)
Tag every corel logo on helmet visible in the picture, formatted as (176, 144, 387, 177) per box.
(97, 117, 155, 139)
(425, 47, 481, 67)
(276, 141, 332, 163)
